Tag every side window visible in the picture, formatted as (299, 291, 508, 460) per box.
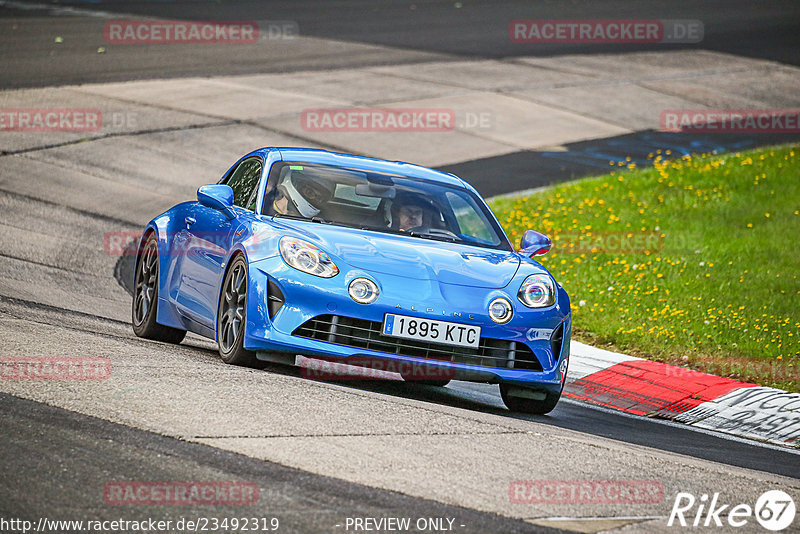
(224, 158, 262, 211)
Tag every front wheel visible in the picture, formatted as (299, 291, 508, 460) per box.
(132, 233, 186, 344)
(217, 255, 264, 369)
(500, 384, 561, 415)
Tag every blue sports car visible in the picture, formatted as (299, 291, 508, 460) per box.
(132, 147, 571, 414)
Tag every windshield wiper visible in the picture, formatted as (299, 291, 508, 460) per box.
(272, 213, 305, 221)
(272, 213, 330, 224)
(272, 215, 458, 243)
(408, 231, 457, 243)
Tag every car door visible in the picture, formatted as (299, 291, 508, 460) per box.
(175, 157, 263, 328)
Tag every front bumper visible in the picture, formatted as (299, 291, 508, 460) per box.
(243, 256, 571, 391)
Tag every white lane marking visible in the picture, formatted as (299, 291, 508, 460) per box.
(560, 397, 800, 455)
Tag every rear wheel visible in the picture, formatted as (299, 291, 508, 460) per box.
(217, 255, 264, 369)
(132, 233, 186, 344)
(500, 384, 561, 415)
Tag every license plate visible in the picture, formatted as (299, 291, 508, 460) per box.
(382, 314, 481, 348)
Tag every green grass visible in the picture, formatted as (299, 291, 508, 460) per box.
(490, 144, 800, 391)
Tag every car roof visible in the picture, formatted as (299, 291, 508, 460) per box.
(251, 147, 470, 190)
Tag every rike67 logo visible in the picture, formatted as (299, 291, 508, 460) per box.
(668, 490, 796, 531)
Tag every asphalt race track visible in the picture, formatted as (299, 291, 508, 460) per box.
(0, 393, 565, 534)
(2, 0, 800, 88)
(1, 2, 799, 533)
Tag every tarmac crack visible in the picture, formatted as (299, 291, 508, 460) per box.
(0, 187, 143, 227)
(0, 250, 99, 276)
(0, 120, 237, 157)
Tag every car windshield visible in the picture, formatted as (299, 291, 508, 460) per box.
(262, 162, 511, 251)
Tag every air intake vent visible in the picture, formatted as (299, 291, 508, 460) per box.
(550, 322, 564, 361)
(293, 314, 543, 371)
(267, 280, 285, 319)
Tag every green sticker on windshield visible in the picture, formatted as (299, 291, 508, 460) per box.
(289, 165, 304, 170)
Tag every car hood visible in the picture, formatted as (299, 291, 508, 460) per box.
(278, 221, 521, 289)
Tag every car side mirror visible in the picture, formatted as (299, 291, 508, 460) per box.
(519, 230, 551, 257)
(197, 184, 236, 219)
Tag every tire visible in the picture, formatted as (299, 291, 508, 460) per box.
(217, 255, 264, 368)
(500, 384, 561, 415)
(132, 233, 187, 344)
(400, 374, 451, 387)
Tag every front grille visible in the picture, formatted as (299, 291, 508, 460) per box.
(293, 315, 543, 371)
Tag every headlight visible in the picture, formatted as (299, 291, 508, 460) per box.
(518, 274, 555, 308)
(349, 278, 379, 304)
(488, 297, 513, 324)
(279, 237, 339, 278)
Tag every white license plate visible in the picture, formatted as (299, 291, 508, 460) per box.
(382, 314, 481, 348)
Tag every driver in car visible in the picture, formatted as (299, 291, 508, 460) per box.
(271, 171, 334, 218)
(391, 192, 436, 232)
